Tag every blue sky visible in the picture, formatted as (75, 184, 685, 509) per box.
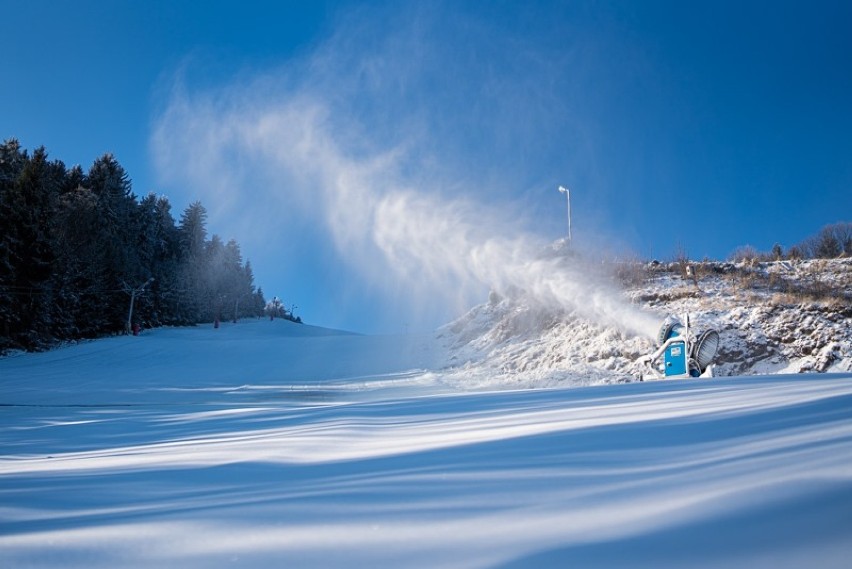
(3, 0, 851, 333)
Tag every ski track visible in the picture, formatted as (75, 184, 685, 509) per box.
(2, 319, 852, 568)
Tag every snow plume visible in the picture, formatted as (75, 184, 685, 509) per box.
(150, 3, 659, 338)
(372, 191, 660, 338)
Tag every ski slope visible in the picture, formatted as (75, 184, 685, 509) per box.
(2, 318, 852, 568)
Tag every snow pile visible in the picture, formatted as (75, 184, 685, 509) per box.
(441, 254, 852, 388)
(439, 291, 653, 389)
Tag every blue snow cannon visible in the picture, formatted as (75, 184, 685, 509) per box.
(658, 317, 688, 377)
(638, 314, 720, 380)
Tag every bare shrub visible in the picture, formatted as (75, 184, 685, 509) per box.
(729, 244, 760, 263)
(796, 222, 852, 259)
(671, 241, 690, 278)
(613, 260, 649, 288)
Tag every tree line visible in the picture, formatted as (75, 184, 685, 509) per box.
(729, 222, 852, 262)
(1, 139, 267, 352)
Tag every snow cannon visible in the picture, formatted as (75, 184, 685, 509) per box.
(637, 314, 719, 380)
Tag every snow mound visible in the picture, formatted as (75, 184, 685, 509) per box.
(439, 291, 654, 389)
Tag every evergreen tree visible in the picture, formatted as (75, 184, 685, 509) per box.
(243, 261, 265, 318)
(0, 146, 61, 349)
(86, 154, 143, 332)
(222, 239, 253, 321)
(133, 193, 182, 327)
(204, 233, 226, 322)
(0, 139, 27, 348)
(771, 243, 783, 261)
(62, 164, 85, 196)
(252, 285, 267, 317)
(178, 201, 209, 323)
(179, 201, 208, 259)
(53, 185, 110, 336)
(0, 142, 273, 351)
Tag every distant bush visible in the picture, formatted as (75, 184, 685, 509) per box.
(612, 259, 650, 287)
(798, 222, 852, 259)
(771, 243, 783, 260)
(727, 222, 851, 262)
(728, 245, 760, 263)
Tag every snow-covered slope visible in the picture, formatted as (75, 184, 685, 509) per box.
(0, 319, 445, 406)
(441, 256, 852, 388)
(2, 277, 852, 567)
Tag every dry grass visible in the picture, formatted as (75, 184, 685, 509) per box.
(636, 288, 702, 304)
(612, 261, 651, 288)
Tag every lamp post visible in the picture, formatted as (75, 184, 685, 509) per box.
(558, 186, 571, 242)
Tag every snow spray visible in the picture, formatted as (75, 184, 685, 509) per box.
(155, 88, 659, 338)
(152, 37, 660, 339)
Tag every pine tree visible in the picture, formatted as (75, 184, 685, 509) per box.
(179, 201, 208, 259)
(241, 261, 264, 318)
(178, 201, 209, 323)
(2, 147, 61, 348)
(1, 142, 273, 350)
(771, 243, 783, 261)
(54, 185, 110, 336)
(86, 154, 143, 332)
(0, 139, 27, 348)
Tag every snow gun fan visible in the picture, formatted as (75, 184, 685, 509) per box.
(693, 329, 720, 371)
(637, 314, 719, 380)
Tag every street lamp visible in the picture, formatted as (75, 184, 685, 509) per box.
(558, 186, 572, 242)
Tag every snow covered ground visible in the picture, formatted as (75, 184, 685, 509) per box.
(443, 256, 852, 388)
(2, 318, 852, 567)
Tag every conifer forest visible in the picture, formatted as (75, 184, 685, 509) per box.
(0, 139, 266, 352)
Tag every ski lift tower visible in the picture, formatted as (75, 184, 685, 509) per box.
(123, 277, 154, 334)
(558, 186, 572, 243)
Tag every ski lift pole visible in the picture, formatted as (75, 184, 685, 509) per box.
(124, 277, 154, 334)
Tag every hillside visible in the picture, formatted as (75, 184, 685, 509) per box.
(441, 255, 852, 389)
